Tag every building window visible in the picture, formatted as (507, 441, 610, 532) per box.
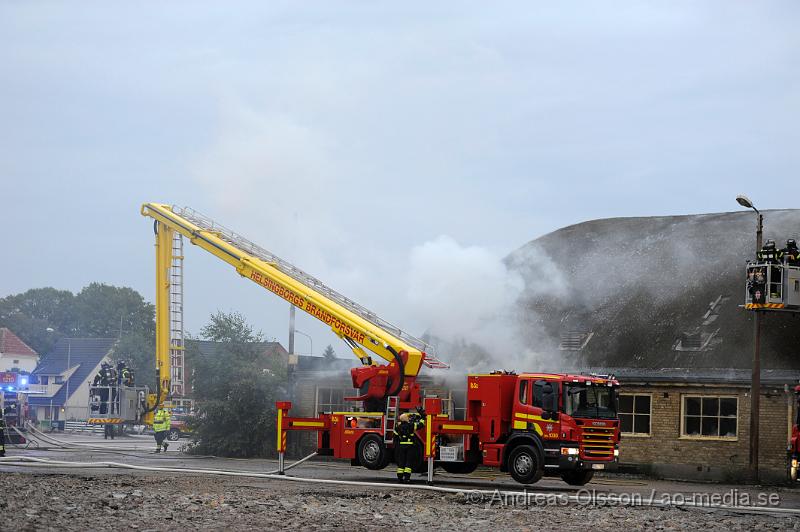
(559, 331, 594, 351)
(618, 394, 651, 435)
(681, 395, 737, 439)
(13, 359, 19, 365)
(54, 376, 64, 384)
(315, 387, 352, 413)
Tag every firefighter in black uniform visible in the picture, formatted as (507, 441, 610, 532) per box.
(93, 364, 108, 414)
(757, 240, 779, 263)
(393, 408, 425, 483)
(93, 363, 115, 414)
(121, 364, 134, 387)
(781, 239, 800, 266)
(757, 240, 783, 298)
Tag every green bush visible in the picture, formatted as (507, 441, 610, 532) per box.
(186, 311, 287, 458)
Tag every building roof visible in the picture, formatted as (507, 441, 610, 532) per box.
(592, 367, 799, 387)
(0, 328, 38, 357)
(29, 338, 117, 406)
(189, 339, 288, 359)
(508, 209, 800, 371)
(295, 354, 355, 373)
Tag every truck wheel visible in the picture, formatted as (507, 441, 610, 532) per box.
(560, 470, 594, 486)
(167, 428, 181, 441)
(508, 445, 544, 485)
(357, 434, 388, 470)
(440, 461, 479, 475)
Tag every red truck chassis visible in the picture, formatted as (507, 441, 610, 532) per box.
(277, 371, 620, 486)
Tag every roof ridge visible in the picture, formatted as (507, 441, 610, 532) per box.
(0, 327, 38, 357)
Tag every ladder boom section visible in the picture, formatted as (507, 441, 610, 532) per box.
(141, 203, 448, 376)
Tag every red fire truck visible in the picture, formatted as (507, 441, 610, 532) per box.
(278, 371, 619, 486)
(139, 204, 620, 485)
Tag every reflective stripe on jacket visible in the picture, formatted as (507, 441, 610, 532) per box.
(393, 417, 425, 445)
(153, 409, 171, 432)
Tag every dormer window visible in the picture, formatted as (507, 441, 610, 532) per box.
(559, 331, 594, 351)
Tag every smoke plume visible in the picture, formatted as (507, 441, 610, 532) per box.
(405, 235, 569, 374)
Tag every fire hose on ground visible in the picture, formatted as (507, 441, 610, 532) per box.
(1, 455, 799, 517)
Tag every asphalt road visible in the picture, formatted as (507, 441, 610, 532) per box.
(3, 430, 800, 514)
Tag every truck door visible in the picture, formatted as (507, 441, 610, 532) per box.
(513, 379, 561, 441)
(534, 379, 561, 440)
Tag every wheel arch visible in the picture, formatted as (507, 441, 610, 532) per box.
(355, 431, 389, 470)
(502, 433, 544, 472)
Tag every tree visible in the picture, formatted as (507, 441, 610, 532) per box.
(322, 344, 337, 363)
(72, 283, 155, 338)
(0, 288, 75, 354)
(186, 311, 287, 458)
(0, 284, 156, 383)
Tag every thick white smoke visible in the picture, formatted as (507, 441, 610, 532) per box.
(406, 235, 570, 374)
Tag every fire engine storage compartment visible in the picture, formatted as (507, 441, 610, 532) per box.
(466, 373, 517, 466)
(88, 385, 147, 423)
(787, 267, 800, 307)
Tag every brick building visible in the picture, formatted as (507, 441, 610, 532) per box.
(610, 368, 797, 483)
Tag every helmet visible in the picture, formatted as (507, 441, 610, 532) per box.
(787, 239, 797, 248)
(764, 239, 776, 249)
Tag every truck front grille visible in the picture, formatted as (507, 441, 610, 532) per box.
(580, 426, 615, 460)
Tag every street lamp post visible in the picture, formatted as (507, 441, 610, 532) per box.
(736, 194, 763, 480)
(65, 340, 71, 421)
(294, 329, 313, 356)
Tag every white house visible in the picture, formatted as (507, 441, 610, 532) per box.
(0, 327, 39, 373)
(29, 338, 117, 422)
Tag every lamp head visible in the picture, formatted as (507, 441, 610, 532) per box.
(736, 195, 754, 210)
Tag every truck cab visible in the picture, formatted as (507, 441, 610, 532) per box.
(465, 372, 619, 485)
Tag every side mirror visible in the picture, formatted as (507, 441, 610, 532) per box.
(541, 383, 558, 417)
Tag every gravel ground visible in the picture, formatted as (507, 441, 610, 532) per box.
(1, 472, 798, 531)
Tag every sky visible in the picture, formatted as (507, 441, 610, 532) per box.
(1, 2, 798, 360)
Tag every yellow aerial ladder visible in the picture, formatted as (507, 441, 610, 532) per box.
(141, 203, 448, 418)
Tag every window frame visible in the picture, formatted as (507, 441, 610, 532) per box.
(680, 394, 738, 441)
(518, 380, 529, 405)
(617, 392, 653, 437)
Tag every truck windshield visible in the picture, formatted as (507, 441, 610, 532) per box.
(564, 383, 617, 419)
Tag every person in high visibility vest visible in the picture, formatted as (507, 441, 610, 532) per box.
(153, 406, 171, 453)
(393, 409, 425, 483)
